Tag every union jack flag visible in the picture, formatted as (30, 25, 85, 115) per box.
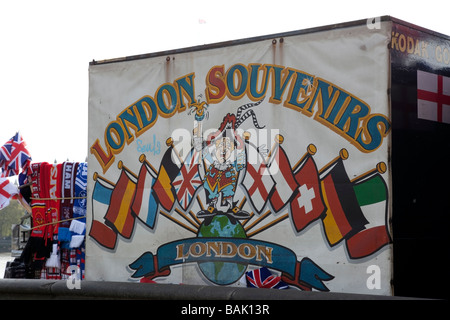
(0, 132, 32, 177)
(246, 267, 288, 289)
(172, 148, 202, 211)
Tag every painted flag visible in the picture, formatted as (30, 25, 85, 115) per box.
(131, 161, 159, 229)
(346, 173, 391, 259)
(289, 156, 325, 232)
(268, 145, 299, 213)
(172, 148, 202, 211)
(89, 175, 117, 250)
(153, 146, 180, 212)
(246, 267, 288, 289)
(0, 132, 32, 177)
(0, 177, 19, 210)
(417, 70, 450, 123)
(320, 159, 368, 247)
(241, 142, 274, 215)
(103, 168, 137, 239)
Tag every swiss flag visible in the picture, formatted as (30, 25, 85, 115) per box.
(289, 156, 325, 232)
(417, 70, 450, 123)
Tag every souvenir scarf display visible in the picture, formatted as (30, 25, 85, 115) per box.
(7, 162, 88, 280)
(29, 162, 52, 272)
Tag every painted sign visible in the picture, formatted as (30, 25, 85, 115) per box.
(87, 22, 392, 295)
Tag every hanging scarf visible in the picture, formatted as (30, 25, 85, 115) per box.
(60, 162, 78, 228)
(29, 162, 50, 267)
(43, 163, 63, 279)
(73, 162, 87, 222)
(44, 162, 62, 242)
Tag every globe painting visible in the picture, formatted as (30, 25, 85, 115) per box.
(197, 214, 248, 285)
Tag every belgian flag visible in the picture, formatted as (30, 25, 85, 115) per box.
(152, 145, 180, 212)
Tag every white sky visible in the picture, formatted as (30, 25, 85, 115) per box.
(1, 0, 449, 165)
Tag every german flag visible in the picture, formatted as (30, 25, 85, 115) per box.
(320, 159, 368, 246)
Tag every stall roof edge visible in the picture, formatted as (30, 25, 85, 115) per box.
(89, 16, 449, 66)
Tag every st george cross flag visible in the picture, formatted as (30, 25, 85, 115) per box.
(417, 70, 450, 123)
(268, 144, 299, 213)
(241, 142, 274, 215)
(172, 148, 202, 211)
(131, 161, 159, 229)
(246, 267, 288, 289)
(0, 177, 19, 210)
(0, 132, 32, 177)
(290, 156, 326, 232)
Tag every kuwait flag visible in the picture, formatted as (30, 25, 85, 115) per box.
(346, 173, 391, 259)
(417, 70, 450, 123)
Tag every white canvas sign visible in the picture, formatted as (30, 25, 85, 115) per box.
(86, 22, 393, 295)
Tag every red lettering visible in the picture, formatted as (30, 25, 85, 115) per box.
(90, 139, 115, 173)
(205, 65, 226, 104)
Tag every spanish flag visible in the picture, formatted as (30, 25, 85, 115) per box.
(104, 168, 137, 239)
(320, 159, 368, 247)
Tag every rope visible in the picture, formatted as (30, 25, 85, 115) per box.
(29, 216, 86, 230)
